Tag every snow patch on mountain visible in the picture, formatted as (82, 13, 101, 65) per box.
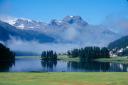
(16, 24, 24, 29)
(0, 16, 17, 25)
(0, 15, 122, 47)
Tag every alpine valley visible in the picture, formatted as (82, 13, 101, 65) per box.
(0, 16, 126, 55)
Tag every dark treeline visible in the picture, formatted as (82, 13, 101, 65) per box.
(0, 43, 15, 72)
(67, 47, 110, 62)
(41, 50, 57, 61)
(0, 43, 15, 62)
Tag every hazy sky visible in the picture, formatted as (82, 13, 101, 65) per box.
(0, 0, 128, 24)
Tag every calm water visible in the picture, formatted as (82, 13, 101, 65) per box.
(0, 58, 128, 72)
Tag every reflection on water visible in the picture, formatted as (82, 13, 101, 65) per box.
(109, 63, 128, 72)
(41, 60, 57, 71)
(67, 61, 110, 72)
(0, 58, 128, 72)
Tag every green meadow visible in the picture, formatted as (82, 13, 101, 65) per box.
(0, 72, 128, 85)
(16, 55, 128, 63)
(95, 56, 128, 64)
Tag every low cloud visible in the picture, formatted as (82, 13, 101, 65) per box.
(5, 37, 80, 54)
(63, 27, 79, 41)
(102, 14, 128, 35)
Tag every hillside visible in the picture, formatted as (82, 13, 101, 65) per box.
(0, 21, 55, 43)
(108, 36, 128, 56)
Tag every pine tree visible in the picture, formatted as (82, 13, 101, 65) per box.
(41, 50, 58, 61)
(67, 46, 110, 62)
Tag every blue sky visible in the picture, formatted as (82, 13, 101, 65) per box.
(0, 0, 128, 24)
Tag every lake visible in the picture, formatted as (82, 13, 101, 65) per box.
(0, 58, 128, 72)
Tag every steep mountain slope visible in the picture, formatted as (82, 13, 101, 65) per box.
(0, 16, 121, 46)
(0, 21, 55, 43)
(108, 36, 128, 50)
(46, 16, 121, 46)
(0, 16, 124, 55)
(108, 36, 128, 56)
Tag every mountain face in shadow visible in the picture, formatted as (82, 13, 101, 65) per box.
(0, 21, 55, 43)
(108, 36, 128, 56)
(0, 16, 121, 46)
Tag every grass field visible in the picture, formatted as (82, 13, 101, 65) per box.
(16, 55, 80, 62)
(16, 55, 128, 64)
(16, 56, 41, 59)
(0, 72, 128, 85)
(95, 56, 128, 64)
(58, 55, 128, 64)
(58, 55, 80, 62)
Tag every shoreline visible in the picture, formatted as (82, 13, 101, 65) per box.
(16, 55, 128, 64)
(95, 56, 128, 64)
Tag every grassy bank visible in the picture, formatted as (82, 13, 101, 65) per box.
(16, 55, 80, 62)
(95, 56, 128, 64)
(16, 56, 41, 59)
(0, 72, 128, 85)
(58, 55, 128, 64)
(16, 55, 128, 64)
(58, 55, 80, 62)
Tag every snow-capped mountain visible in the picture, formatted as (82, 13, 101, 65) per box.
(0, 16, 88, 30)
(13, 18, 47, 30)
(0, 21, 55, 43)
(0, 16, 17, 25)
(0, 16, 46, 30)
(0, 16, 122, 46)
(63, 16, 88, 26)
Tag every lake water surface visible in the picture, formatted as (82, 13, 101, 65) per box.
(0, 58, 128, 72)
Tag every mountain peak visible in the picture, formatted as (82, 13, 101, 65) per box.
(63, 16, 82, 22)
(50, 19, 59, 24)
(63, 16, 88, 25)
(0, 16, 17, 25)
(64, 16, 82, 19)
